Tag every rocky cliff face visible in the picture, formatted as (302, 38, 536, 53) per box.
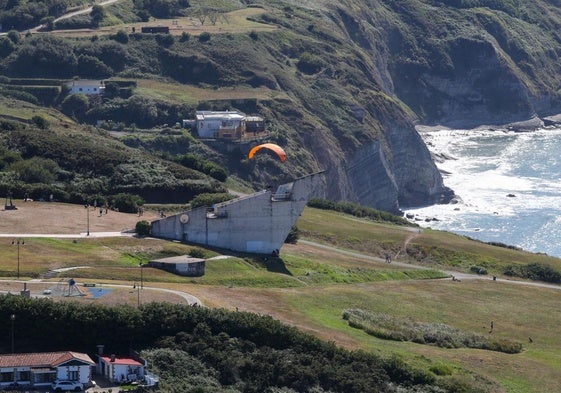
(251, 0, 561, 212)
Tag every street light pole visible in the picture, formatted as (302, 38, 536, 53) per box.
(84, 204, 90, 236)
(11, 239, 24, 280)
(10, 314, 15, 354)
(139, 263, 144, 289)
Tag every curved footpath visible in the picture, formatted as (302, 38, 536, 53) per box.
(0, 0, 123, 35)
(299, 239, 561, 291)
(2, 232, 559, 309)
(0, 231, 203, 306)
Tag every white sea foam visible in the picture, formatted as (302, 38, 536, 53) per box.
(404, 127, 561, 257)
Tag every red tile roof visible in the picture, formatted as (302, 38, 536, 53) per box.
(0, 352, 94, 368)
(100, 356, 143, 366)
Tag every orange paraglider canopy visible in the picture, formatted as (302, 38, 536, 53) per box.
(248, 143, 287, 162)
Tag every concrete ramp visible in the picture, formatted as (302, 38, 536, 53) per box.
(150, 172, 325, 254)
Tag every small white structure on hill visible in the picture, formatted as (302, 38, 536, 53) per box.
(185, 110, 265, 140)
(67, 80, 105, 95)
(97, 354, 145, 383)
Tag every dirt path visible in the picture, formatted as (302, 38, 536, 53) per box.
(299, 239, 561, 290)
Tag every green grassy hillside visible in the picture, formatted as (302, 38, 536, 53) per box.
(1, 204, 560, 391)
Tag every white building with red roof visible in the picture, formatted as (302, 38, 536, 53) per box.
(97, 354, 145, 383)
(0, 351, 94, 389)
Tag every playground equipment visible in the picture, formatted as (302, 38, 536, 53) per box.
(61, 278, 86, 297)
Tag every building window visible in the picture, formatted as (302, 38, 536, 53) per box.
(19, 371, 30, 381)
(0, 372, 13, 382)
(68, 370, 79, 380)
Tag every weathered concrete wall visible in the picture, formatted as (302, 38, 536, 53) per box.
(151, 172, 325, 254)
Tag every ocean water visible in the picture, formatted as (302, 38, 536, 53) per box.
(403, 127, 561, 257)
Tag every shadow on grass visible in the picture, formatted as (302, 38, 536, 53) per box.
(181, 240, 294, 276)
(263, 257, 292, 275)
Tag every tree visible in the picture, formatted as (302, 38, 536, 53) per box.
(60, 93, 90, 120)
(285, 225, 300, 244)
(9, 157, 59, 184)
(0, 36, 15, 58)
(135, 220, 151, 236)
(90, 4, 105, 28)
(8, 35, 77, 77)
(77, 54, 113, 78)
(31, 115, 49, 129)
(113, 30, 129, 44)
(111, 193, 144, 213)
(6, 30, 21, 44)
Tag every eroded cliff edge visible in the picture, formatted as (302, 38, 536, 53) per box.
(252, 0, 561, 212)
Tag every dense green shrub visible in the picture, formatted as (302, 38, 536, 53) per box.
(54, 14, 92, 30)
(135, 220, 151, 236)
(31, 115, 49, 130)
(111, 192, 145, 213)
(134, 0, 190, 19)
(18, 85, 61, 105)
(7, 35, 78, 77)
(188, 247, 207, 258)
(469, 265, 487, 275)
(342, 309, 523, 354)
(112, 30, 129, 44)
(296, 52, 323, 74)
(284, 225, 300, 244)
(76, 54, 113, 78)
(9, 157, 59, 184)
(190, 192, 235, 208)
(0, 88, 39, 104)
(504, 263, 561, 283)
(61, 93, 90, 119)
(0, 296, 441, 391)
(0, 36, 16, 57)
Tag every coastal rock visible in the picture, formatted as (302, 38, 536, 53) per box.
(340, 123, 454, 213)
(506, 116, 544, 132)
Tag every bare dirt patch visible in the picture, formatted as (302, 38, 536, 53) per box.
(0, 200, 160, 234)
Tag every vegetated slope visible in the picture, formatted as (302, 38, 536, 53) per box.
(0, 113, 225, 205)
(3, 0, 561, 212)
(0, 296, 445, 392)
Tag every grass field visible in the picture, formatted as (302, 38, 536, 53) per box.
(48, 7, 278, 38)
(1, 203, 561, 392)
(134, 79, 289, 105)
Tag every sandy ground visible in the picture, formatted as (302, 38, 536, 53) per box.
(0, 200, 160, 234)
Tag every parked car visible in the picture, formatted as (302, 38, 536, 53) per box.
(52, 380, 84, 391)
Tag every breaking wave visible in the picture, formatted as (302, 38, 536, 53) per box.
(404, 128, 561, 257)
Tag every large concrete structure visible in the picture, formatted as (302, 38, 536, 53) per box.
(150, 172, 325, 254)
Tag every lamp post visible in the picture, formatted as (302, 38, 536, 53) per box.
(10, 314, 15, 354)
(84, 204, 90, 236)
(11, 239, 24, 280)
(139, 263, 144, 289)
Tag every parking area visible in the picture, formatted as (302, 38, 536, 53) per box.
(85, 377, 122, 392)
